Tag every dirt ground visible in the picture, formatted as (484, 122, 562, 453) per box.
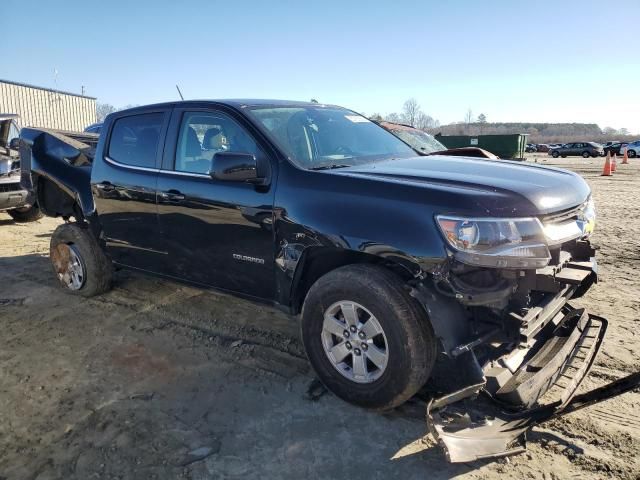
(0, 156, 638, 480)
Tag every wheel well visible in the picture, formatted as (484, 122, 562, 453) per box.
(36, 176, 83, 221)
(289, 247, 416, 314)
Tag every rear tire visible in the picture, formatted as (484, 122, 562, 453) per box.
(301, 264, 437, 410)
(50, 223, 113, 297)
(7, 205, 44, 222)
(582, 151, 590, 158)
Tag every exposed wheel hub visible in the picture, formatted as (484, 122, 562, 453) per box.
(321, 301, 389, 384)
(51, 243, 86, 291)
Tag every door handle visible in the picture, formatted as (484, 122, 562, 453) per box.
(95, 181, 115, 192)
(159, 190, 185, 202)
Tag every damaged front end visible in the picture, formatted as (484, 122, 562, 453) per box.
(412, 218, 639, 462)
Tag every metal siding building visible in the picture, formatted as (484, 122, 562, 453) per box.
(0, 79, 96, 132)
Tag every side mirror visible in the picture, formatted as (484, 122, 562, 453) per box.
(9, 138, 20, 150)
(210, 151, 260, 183)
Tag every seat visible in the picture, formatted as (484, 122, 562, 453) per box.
(202, 127, 223, 150)
(176, 126, 211, 173)
(185, 126, 202, 157)
(286, 112, 315, 166)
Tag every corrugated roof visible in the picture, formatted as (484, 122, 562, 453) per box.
(0, 78, 97, 100)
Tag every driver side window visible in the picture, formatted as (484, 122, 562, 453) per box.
(175, 111, 261, 174)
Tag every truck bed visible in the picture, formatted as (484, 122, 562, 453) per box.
(19, 128, 98, 218)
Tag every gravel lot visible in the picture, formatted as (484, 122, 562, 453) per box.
(0, 156, 638, 479)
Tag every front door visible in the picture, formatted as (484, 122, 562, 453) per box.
(156, 108, 276, 300)
(91, 110, 169, 272)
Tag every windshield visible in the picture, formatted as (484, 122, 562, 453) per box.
(388, 128, 446, 154)
(248, 106, 416, 169)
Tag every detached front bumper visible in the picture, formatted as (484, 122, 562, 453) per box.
(415, 247, 640, 462)
(427, 306, 607, 462)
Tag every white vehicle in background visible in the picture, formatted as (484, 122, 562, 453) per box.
(623, 141, 640, 158)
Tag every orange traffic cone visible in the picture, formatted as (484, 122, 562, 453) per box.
(601, 152, 612, 176)
(622, 147, 629, 164)
(612, 154, 617, 172)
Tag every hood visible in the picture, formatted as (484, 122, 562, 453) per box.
(331, 156, 591, 216)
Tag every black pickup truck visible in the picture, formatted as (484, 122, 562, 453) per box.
(21, 100, 635, 461)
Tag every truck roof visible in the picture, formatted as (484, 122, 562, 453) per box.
(116, 99, 338, 114)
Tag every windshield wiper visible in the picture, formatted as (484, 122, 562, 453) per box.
(309, 164, 352, 171)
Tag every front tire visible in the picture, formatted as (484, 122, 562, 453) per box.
(7, 205, 44, 222)
(301, 264, 436, 410)
(552, 151, 560, 158)
(50, 223, 113, 297)
(629, 150, 637, 158)
(582, 151, 590, 158)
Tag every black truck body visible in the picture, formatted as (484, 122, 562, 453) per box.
(20, 100, 636, 462)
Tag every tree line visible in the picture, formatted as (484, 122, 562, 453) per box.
(430, 121, 636, 144)
(369, 99, 635, 143)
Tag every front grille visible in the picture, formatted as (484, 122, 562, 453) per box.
(541, 201, 585, 224)
(0, 183, 23, 193)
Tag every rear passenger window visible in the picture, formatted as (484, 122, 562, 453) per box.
(108, 113, 164, 168)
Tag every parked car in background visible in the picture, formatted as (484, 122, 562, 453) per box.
(0, 114, 43, 221)
(525, 143, 537, 153)
(623, 141, 640, 158)
(380, 122, 498, 159)
(603, 141, 620, 147)
(548, 142, 604, 158)
(84, 123, 103, 134)
(536, 144, 551, 152)
(603, 142, 628, 156)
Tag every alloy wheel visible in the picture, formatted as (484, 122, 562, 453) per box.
(321, 301, 389, 384)
(51, 243, 86, 290)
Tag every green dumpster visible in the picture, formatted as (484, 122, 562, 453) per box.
(434, 133, 529, 160)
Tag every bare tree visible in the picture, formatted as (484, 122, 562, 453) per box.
(96, 103, 117, 122)
(416, 112, 438, 130)
(401, 98, 421, 127)
(385, 112, 402, 123)
(382, 99, 440, 128)
(464, 108, 474, 125)
(368, 113, 384, 122)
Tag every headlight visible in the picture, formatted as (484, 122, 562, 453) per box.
(436, 216, 551, 268)
(580, 196, 596, 237)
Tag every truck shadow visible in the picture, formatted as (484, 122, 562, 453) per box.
(0, 253, 553, 479)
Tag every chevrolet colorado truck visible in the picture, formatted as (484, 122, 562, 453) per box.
(20, 100, 638, 462)
(0, 114, 43, 221)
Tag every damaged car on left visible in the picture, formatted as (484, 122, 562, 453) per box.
(0, 114, 43, 222)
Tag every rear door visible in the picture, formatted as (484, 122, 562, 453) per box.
(91, 109, 170, 272)
(155, 106, 277, 299)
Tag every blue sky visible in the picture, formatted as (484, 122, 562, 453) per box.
(3, 0, 639, 133)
